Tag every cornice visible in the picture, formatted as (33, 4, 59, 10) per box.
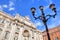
(0, 10, 36, 29)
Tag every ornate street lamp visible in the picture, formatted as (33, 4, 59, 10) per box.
(30, 4, 57, 40)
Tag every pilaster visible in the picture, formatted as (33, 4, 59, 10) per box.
(18, 27, 24, 40)
(8, 23, 17, 40)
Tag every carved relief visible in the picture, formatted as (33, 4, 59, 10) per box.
(23, 30, 29, 37)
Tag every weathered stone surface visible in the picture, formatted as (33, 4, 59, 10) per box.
(0, 10, 43, 40)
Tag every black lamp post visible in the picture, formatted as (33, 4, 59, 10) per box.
(31, 4, 57, 40)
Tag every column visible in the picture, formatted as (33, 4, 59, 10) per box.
(37, 33, 39, 40)
(39, 34, 43, 40)
(25, 37, 29, 40)
(34, 33, 37, 40)
(38, 35, 39, 40)
(8, 23, 17, 40)
(29, 30, 32, 40)
(18, 27, 23, 40)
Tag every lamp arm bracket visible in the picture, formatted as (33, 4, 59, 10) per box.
(33, 15, 42, 20)
(46, 14, 53, 21)
(38, 16, 42, 20)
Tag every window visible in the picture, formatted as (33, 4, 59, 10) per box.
(14, 36, 18, 40)
(0, 28, 2, 34)
(0, 18, 5, 23)
(14, 32, 19, 40)
(16, 26, 20, 32)
(32, 37, 34, 39)
(4, 31, 10, 39)
(2, 19, 5, 23)
(0, 18, 2, 23)
(6, 21, 11, 26)
(6, 21, 12, 30)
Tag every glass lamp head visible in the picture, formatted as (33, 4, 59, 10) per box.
(49, 4, 55, 9)
(31, 7, 36, 16)
(39, 6, 44, 11)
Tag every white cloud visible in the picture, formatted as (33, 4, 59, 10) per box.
(0, 5, 3, 10)
(9, 7, 15, 11)
(44, 5, 49, 10)
(8, 1, 15, 11)
(44, 0, 53, 4)
(35, 22, 41, 26)
(3, 5, 8, 8)
(9, 1, 14, 7)
(35, 21, 43, 27)
(0, 1, 15, 11)
(48, 15, 60, 28)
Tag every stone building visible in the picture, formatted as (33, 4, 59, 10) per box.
(0, 10, 43, 40)
(42, 26, 60, 40)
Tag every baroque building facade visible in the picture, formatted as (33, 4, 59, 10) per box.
(42, 26, 60, 40)
(0, 10, 43, 40)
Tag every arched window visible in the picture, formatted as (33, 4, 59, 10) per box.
(23, 30, 29, 37)
(4, 31, 10, 39)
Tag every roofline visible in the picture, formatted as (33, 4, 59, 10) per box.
(0, 10, 36, 29)
(42, 25, 60, 33)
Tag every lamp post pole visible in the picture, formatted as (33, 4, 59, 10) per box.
(30, 4, 57, 40)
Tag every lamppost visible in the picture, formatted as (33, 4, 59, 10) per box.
(30, 4, 57, 40)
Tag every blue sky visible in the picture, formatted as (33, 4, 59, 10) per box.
(0, 0, 60, 31)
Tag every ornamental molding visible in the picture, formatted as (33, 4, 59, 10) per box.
(0, 10, 36, 29)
